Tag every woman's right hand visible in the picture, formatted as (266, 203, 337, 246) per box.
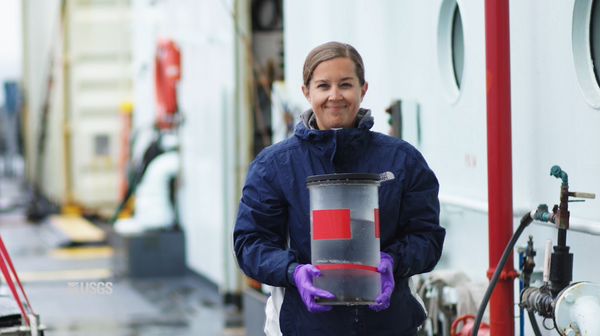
(293, 264, 335, 313)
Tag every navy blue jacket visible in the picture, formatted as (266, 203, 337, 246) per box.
(234, 110, 445, 336)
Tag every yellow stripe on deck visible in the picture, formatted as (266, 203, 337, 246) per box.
(1, 268, 112, 282)
(49, 215, 106, 243)
(49, 246, 114, 259)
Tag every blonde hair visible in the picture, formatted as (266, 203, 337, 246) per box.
(302, 42, 365, 88)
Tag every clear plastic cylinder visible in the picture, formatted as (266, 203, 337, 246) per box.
(307, 173, 381, 305)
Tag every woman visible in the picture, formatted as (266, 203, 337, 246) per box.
(234, 41, 445, 336)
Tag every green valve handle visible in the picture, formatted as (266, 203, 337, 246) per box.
(550, 165, 568, 184)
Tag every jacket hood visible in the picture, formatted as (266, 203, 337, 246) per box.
(294, 108, 375, 173)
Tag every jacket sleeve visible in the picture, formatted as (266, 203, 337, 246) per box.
(383, 150, 445, 279)
(233, 153, 298, 287)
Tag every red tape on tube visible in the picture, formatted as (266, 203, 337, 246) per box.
(312, 209, 351, 240)
(315, 264, 378, 272)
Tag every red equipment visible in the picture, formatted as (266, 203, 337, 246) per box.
(0, 235, 34, 326)
(485, 0, 516, 335)
(154, 38, 181, 129)
(451, 314, 491, 336)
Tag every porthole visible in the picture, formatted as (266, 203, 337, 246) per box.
(572, 0, 600, 108)
(452, 6, 464, 88)
(438, 0, 465, 103)
(591, 0, 600, 86)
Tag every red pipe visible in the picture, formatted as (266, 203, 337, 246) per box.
(485, 0, 516, 336)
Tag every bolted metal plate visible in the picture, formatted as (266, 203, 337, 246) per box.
(554, 282, 600, 336)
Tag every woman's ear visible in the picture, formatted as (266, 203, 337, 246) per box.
(302, 84, 311, 102)
(361, 82, 369, 101)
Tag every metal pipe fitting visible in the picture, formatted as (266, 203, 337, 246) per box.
(550, 165, 568, 184)
(520, 286, 554, 318)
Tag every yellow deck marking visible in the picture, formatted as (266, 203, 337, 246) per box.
(49, 246, 114, 259)
(1, 268, 112, 282)
(49, 215, 106, 243)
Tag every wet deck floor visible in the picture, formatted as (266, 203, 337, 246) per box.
(0, 177, 245, 336)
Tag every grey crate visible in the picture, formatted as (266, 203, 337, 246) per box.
(112, 230, 186, 278)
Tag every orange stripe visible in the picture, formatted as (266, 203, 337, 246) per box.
(374, 208, 380, 238)
(315, 264, 378, 272)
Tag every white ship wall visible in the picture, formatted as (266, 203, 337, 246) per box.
(284, 1, 600, 334)
(130, 0, 244, 291)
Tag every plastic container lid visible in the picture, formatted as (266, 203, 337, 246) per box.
(306, 173, 380, 185)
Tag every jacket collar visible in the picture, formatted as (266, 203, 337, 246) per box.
(295, 108, 374, 140)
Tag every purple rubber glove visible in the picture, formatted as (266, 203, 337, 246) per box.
(369, 252, 395, 312)
(293, 264, 335, 313)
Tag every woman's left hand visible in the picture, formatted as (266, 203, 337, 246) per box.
(369, 252, 394, 312)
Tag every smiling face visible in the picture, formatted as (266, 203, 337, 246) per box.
(302, 57, 368, 130)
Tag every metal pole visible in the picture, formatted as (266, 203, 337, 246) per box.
(485, 0, 515, 335)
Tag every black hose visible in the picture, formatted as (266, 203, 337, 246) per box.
(527, 310, 543, 336)
(470, 211, 534, 336)
(109, 134, 165, 224)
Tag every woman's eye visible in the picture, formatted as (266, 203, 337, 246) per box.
(317, 84, 329, 89)
(341, 83, 352, 88)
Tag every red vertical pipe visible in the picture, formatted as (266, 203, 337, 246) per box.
(485, 0, 515, 336)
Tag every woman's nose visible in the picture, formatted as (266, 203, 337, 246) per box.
(329, 87, 343, 100)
